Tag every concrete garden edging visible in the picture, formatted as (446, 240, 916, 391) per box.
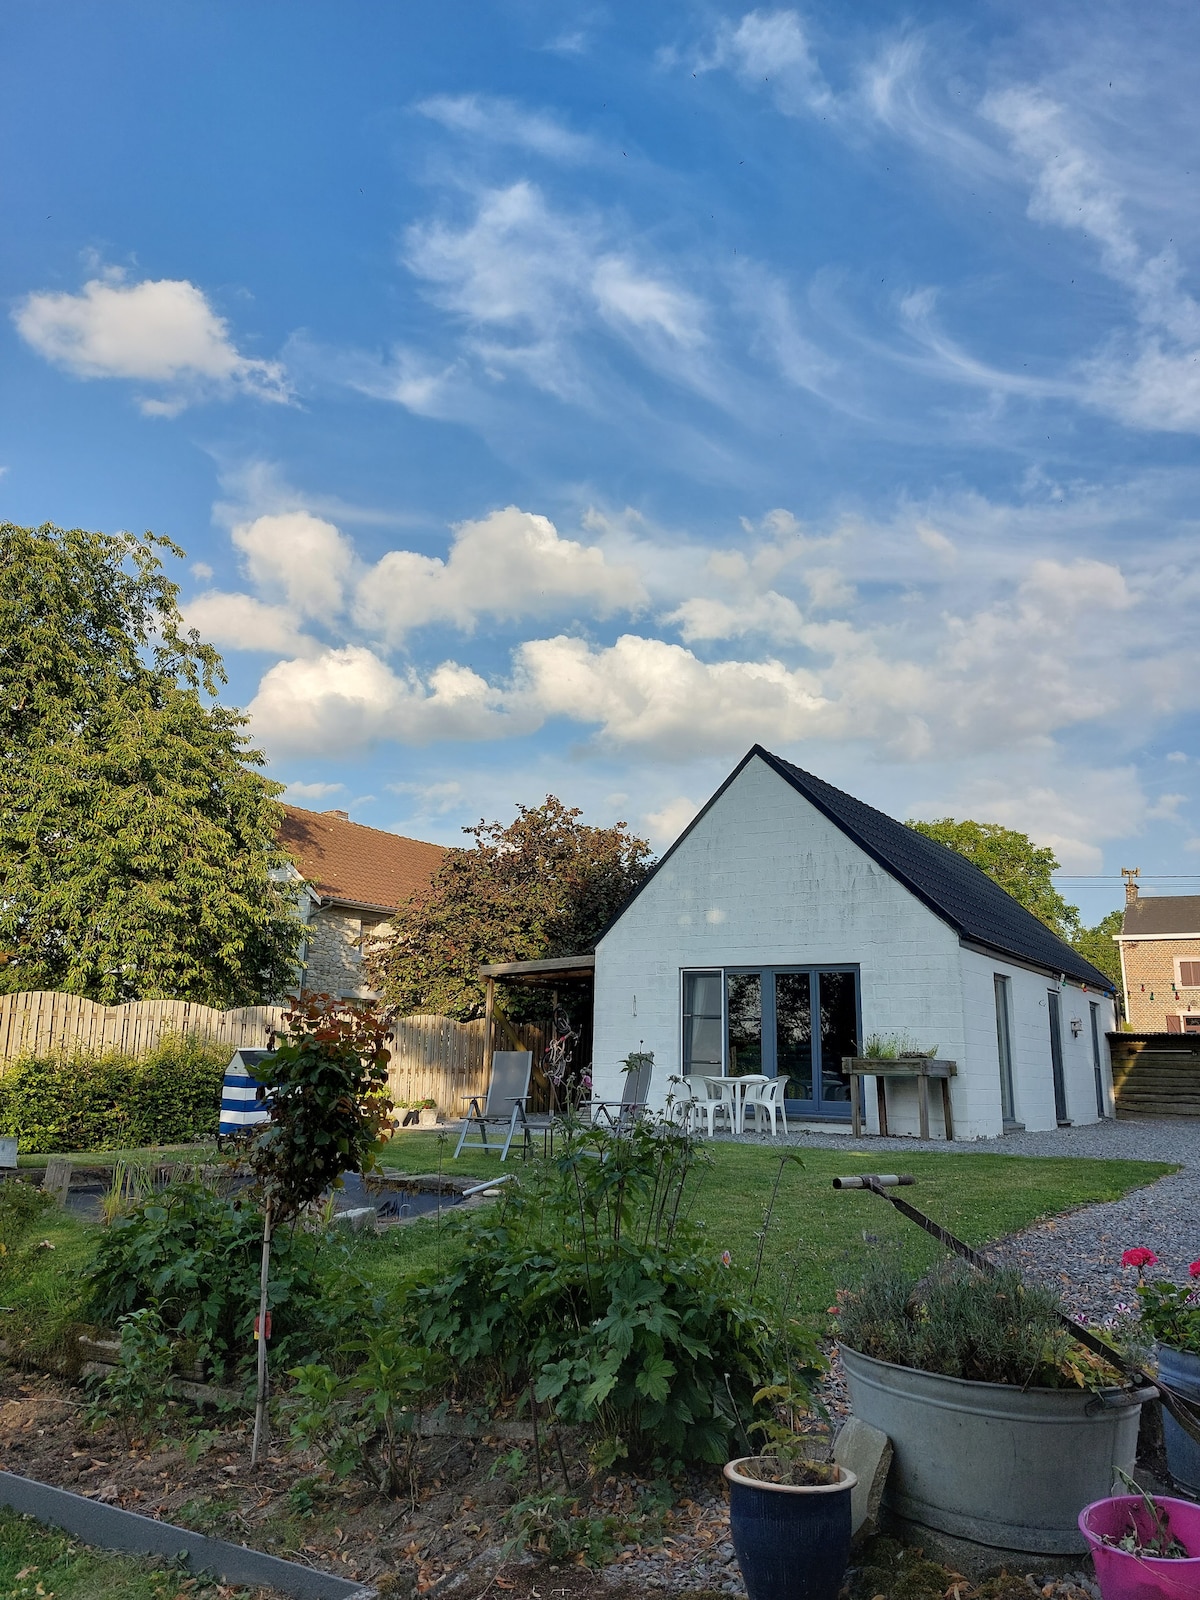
(0, 1470, 378, 1599)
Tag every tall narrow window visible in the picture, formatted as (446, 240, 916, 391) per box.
(682, 971, 723, 1076)
(1047, 989, 1068, 1124)
(1089, 1002, 1107, 1119)
(726, 973, 763, 1076)
(776, 972, 813, 1102)
(816, 971, 857, 1102)
(994, 974, 1016, 1124)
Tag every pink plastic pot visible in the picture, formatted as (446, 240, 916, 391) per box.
(1079, 1495, 1200, 1600)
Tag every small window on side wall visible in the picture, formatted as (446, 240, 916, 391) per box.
(1174, 958, 1200, 987)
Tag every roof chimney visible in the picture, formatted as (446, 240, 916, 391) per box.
(1122, 867, 1140, 905)
(323, 809, 350, 822)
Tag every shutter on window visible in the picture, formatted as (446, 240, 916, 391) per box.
(1167, 1013, 1183, 1032)
(1180, 960, 1200, 986)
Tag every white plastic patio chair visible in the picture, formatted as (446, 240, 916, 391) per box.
(745, 1077, 789, 1137)
(454, 1050, 534, 1161)
(687, 1075, 735, 1136)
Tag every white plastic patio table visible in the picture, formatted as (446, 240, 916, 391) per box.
(702, 1074, 770, 1135)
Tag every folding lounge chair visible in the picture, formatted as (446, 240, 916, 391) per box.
(584, 1054, 654, 1130)
(454, 1050, 534, 1161)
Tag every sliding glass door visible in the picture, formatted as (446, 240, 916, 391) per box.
(682, 966, 860, 1120)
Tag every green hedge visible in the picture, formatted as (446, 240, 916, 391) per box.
(0, 1035, 231, 1153)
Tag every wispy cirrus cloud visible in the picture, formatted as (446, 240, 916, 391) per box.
(416, 94, 599, 164)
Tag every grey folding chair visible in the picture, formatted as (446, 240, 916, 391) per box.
(454, 1050, 534, 1161)
(585, 1053, 654, 1130)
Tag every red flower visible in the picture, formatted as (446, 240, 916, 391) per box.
(828, 1306, 840, 1315)
(1189, 1261, 1200, 1280)
(1121, 1247, 1158, 1269)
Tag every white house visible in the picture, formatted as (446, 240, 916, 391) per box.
(590, 748, 1116, 1140)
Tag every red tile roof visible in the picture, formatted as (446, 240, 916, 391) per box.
(279, 805, 448, 912)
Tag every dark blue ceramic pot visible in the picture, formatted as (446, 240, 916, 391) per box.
(724, 1457, 856, 1600)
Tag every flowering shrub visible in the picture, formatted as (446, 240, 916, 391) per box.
(1123, 1248, 1200, 1355)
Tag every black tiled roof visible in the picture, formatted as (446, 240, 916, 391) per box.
(755, 748, 1113, 990)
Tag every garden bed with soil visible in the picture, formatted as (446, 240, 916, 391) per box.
(0, 1364, 742, 1596)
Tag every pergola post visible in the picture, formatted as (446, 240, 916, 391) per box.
(483, 975, 495, 1084)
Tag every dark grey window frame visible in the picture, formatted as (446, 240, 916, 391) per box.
(994, 973, 1019, 1127)
(680, 964, 862, 1119)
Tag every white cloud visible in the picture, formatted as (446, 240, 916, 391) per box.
(231, 511, 355, 619)
(1147, 792, 1187, 821)
(13, 274, 289, 413)
(1167, 751, 1188, 764)
(183, 591, 317, 656)
(248, 646, 525, 756)
(917, 765, 1149, 873)
(644, 796, 700, 846)
(401, 182, 715, 404)
(666, 590, 807, 644)
(357, 505, 644, 642)
(701, 10, 833, 117)
(416, 95, 597, 163)
(285, 780, 347, 801)
(389, 779, 465, 814)
(979, 86, 1200, 433)
(514, 633, 830, 756)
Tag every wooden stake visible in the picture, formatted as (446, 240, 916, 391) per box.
(250, 1199, 272, 1468)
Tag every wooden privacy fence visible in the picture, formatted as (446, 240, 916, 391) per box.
(1109, 1032, 1200, 1119)
(0, 992, 547, 1116)
(0, 992, 286, 1064)
(387, 1015, 546, 1112)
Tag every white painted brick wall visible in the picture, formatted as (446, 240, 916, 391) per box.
(593, 754, 1115, 1140)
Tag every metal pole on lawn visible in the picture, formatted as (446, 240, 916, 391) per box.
(251, 1197, 272, 1468)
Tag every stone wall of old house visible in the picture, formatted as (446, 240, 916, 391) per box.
(1120, 936, 1200, 1030)
(301, 905, 392, 999)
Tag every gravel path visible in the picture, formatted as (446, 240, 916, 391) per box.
(730, 1117, 1200, 1324)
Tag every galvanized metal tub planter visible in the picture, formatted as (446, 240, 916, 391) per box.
(840, 1346, 1155, 1555)
(723, 1457, 857, 1600)
(1156, 1345, 1200, 1494)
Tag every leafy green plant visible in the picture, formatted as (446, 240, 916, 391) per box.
(287, 1326, 444, 1498)
(861, 1034, 937, 1060)
(245, 994, 395, 1463)
(400, 1118, 822, 1468)
(86, 1178, 364, 1375)
(86, 1308, 175, 1443)
(1123, 1250, 1200, 1355)
(502, 1490, 623, 1566)
(0, 1034, 230, 1154)
(836, 1260, 1125, 1390)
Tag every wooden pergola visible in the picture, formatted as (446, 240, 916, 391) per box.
(477, 953, 595, 1081)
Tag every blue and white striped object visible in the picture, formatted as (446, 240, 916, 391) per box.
(219, 1048, 276, 1137)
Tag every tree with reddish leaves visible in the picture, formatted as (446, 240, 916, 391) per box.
(370, 796, 654, 1021)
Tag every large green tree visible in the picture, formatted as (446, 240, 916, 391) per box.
(370, 797, 654, 1019)
(905, 817, 1081, 939)
(0, 522, 300, 1004)
(1069, 907, 1123, 988)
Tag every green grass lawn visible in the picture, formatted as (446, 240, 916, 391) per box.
(369, 1133, 1173, 1317)
(3, 1137, 1173, 1349)
(0, 1509, 269, 1599)
(16, 1145, 214, 1170)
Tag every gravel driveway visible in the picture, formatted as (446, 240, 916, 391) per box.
(731, 1117, 1200, 1322)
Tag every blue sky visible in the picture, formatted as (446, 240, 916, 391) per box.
(4, 1, 1200, 923)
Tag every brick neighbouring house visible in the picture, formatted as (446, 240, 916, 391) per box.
(277, 806, 448, 999)
(1114, 874, 1200, 1033)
